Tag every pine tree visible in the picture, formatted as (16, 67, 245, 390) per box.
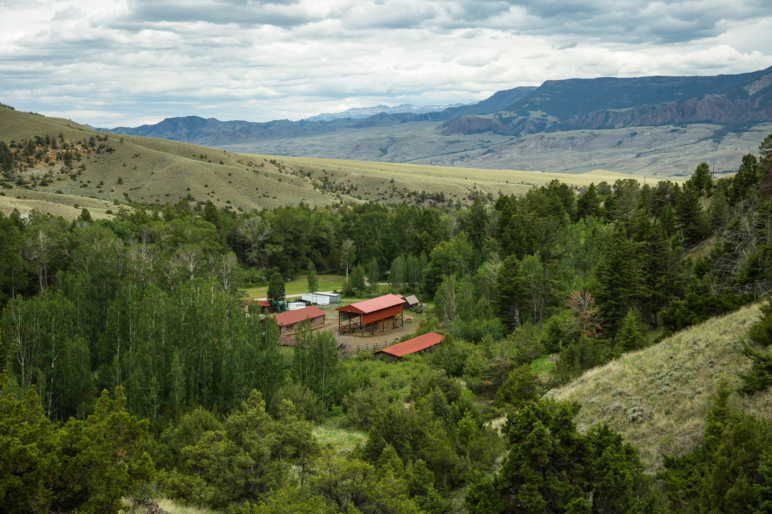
(467, 196, 489, 251)
(617, 309, 644, 352)
(350, 265, 367, 293)
(494, 255, 530, 331)
(690, 162, 713, 196)
(675, 182, 710, 247)
(641, 222, 670, 327)
(576, 183, 601, 220)
(730, 154, 760, 204)
(595, 229, 642, 345)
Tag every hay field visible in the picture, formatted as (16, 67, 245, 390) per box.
(546, 304, 772, 474)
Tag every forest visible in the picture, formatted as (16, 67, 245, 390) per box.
(2, 134, 772, 513)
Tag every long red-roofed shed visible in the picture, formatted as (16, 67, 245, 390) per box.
(337, 294, 405, 335)
(272, 306, 326, 335)
(375, 332, 443, 360)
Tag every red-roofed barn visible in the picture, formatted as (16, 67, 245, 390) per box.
(375, 332, 443, 360)
(336, 294, 405, 335)
(273, 306, 326, 335)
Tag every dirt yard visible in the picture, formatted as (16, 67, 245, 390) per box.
(336, 323, 420, 354)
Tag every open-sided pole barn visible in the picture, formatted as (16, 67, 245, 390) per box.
(337, 294, 405, 336)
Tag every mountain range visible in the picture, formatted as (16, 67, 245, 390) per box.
(303, 103, 466, 121)
(99, 67, 772, 175)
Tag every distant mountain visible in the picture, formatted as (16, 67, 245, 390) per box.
(100, 87, 536, 145)
(100, 67, 772, 164)
(439, 66, 772, 137)
(304, 103, 465, 121)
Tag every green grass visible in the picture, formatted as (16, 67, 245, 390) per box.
(530, 354, 557, 378)
(241, 273, 346, 299)
(313, 418, 368, 453)
(241, 277, 395, 300)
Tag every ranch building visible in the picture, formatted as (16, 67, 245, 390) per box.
(375, 332, 443, 361)
(273, 306, 326, 335)
(337, 294, 404, 336)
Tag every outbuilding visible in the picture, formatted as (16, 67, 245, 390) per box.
(314, 292, 342, 304)
(402, 295, 419, 309)
(273, 306, 326, 335)
(375, 332, 443, 360)
(337, 294, 404, 336)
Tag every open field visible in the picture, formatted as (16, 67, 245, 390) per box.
(546, 303, 772, 474)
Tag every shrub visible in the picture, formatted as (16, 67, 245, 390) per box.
(269, 382, 324, 423)
(750, 296, 772, 347)
(342, 387, 389, 430)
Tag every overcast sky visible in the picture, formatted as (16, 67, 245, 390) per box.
(1, 0, 771, 127)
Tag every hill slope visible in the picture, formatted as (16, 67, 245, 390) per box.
(546, 304, 772, 474)
(1, 107, 678, 219)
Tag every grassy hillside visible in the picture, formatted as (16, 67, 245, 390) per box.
(1, 106, 688, 220)
(546, 304, 772, 474)
(0, 107, 339, 217)
(250, 154, 679, 204)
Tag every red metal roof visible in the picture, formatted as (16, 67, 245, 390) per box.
(376, 332, 443, 357)
(273, 306, 325, 326)
(337, 294, 405, 315)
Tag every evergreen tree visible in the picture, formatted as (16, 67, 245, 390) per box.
(494, 255, 530, 331)
(202, 200, 223, 233)
(465, 399, 658, 513)
(307, 261, 318, 293)
(730, 154, 760, 204)
(690, 162, 713, 196)
(576, 183, 601, 220)
(675, 182, 710, 247)
(641, 222, 670, 327)
(595, 228, 642, 345)
(466, 196, 489, 251)
(267, 272, 285, 302)
(617, 309, 644, 352)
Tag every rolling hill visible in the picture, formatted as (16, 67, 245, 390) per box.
(546, 304, 772, 474)
(1, 106, 683, 220)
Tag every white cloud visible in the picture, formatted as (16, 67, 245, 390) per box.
(0, 0, 770, 126)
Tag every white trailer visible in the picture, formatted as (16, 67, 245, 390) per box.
(288, 302, 307, 311)
(300, 293, 330, 306)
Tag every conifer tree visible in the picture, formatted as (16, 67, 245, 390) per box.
(617, 309, 644, 352)
(494, 255, 530, 331)
(690, 162, 713, 196)
(576, 183, 601, 220)
(595, 228, 642, 345)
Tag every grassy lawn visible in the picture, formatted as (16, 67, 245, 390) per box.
(242, 273, 345, 299)
(242, 275, 395, 300)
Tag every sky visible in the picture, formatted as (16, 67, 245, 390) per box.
(1, 0, 771, 127)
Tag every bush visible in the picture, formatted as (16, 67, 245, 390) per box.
(269, 382, 324, 423)
(750, 296, 772, 347)
(342, 387, 390, 430)
(493, 365, 539, 410)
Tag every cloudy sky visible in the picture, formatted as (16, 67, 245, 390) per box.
(1, 0, 771, 127)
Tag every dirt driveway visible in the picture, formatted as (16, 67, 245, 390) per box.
(336, 323, 420, 354)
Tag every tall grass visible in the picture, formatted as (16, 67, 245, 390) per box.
(547, 303, 772, 473)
